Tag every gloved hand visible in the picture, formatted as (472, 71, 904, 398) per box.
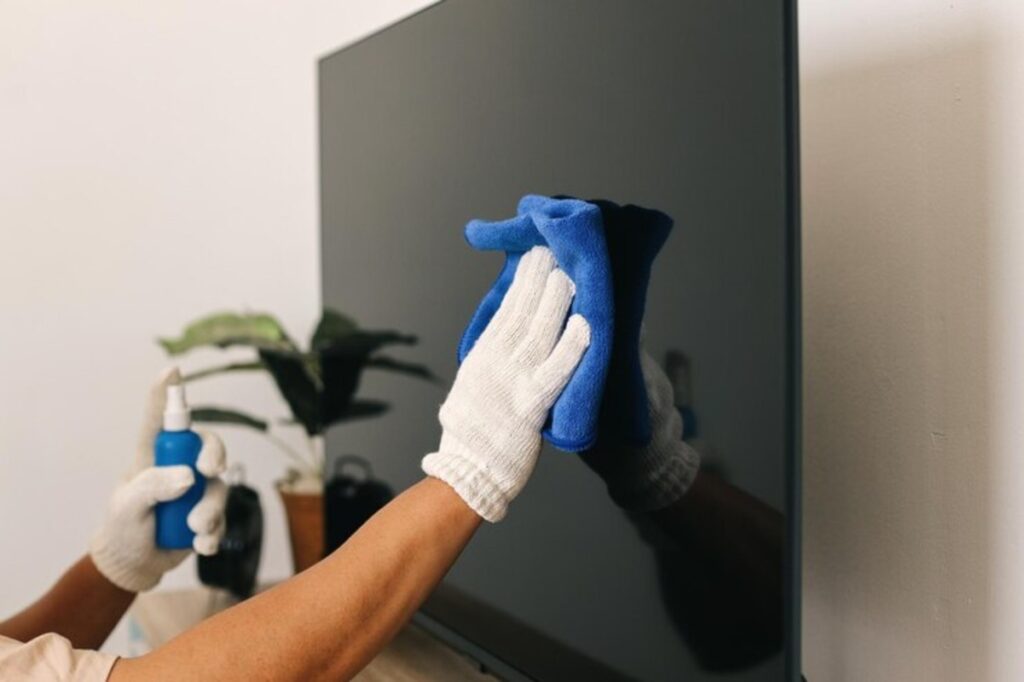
(423, 246, 591, 522)
(89, 367, 229, 593)
(584, 350, 700, 512)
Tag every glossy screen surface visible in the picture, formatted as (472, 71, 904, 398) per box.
(320, 1, 798, 679)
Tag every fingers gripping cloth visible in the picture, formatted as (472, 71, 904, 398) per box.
(590, 199, 674, 446)
(458, 195, 612, 451)
(426, 247, 591, 521)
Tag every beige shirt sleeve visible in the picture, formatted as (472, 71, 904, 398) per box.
(0, 633, 118, 681)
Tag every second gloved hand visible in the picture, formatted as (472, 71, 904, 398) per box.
(89, 367, 229, 593)
(423, 246, 591, 522)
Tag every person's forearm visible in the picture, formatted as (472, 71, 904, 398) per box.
(0, 555, 136, 649)
(110, 476, 482, 682)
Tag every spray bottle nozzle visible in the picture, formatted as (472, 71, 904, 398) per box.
(163, 383, 192, 431)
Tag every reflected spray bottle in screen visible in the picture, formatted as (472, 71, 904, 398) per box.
(154, 383, 205, 549)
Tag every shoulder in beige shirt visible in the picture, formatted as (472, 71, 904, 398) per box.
(0, 633, 117, 681)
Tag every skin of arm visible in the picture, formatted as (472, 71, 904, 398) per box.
(0, 555, 136, 649)
(112, 247, 580, 681)
(3, 249, 573, 678)
(109, 476, 482, 682)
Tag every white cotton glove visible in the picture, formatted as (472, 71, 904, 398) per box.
(584, 351, 701, 512)
(89, 367, 229, 593)
(423, 246, 591, 522)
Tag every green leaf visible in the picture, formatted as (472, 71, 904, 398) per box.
(158, 312, 295, 356)
(314, 331, 419, 426)
(317, 330, 418, 357)
(163, 309, 425, 437)
(325, 399, 390, 428)
(184, 361, 265, 382)
(259, 348, 322, 436)
(311, 308, 360, 351)
(192, 406, 268, 431)
(366, 355, 439, 383)
(318, 347, 367, 427)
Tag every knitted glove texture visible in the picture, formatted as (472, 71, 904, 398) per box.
(89, 367, 228, 592)
(585, 351, 700, 512)
(423, 246, 591, 521)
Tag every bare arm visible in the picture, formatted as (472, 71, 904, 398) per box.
(110, 477, 481, 681)
(111, 248, 583, 681)
(0, 555, 135, 649)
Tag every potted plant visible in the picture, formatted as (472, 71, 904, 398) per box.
(158, 309, 434, 572)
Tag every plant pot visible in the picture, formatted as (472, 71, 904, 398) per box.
(276, 483, 324, 574)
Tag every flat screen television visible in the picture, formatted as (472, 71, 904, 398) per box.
(319, 1, 800, 680)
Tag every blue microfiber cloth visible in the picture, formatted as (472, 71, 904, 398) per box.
(589, 199, 674, 447)
(458, 195, 613, 451)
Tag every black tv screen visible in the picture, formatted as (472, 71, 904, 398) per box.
(319, 1, 800, 680)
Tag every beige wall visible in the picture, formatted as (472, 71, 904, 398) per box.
(800, 1, 1024, 679)
(0, 0, 434, 653)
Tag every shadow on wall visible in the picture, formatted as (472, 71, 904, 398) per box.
(801, 39, 992, 681)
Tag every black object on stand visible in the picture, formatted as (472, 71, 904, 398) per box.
(324, 455, 393, 554)
(197, 465, 264, 599)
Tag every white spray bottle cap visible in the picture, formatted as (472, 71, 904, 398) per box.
(164, 384, 192, 431)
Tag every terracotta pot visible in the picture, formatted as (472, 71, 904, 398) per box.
(277, 485, 324, 573)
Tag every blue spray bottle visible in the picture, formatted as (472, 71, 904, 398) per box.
(154, 383, 206, 549)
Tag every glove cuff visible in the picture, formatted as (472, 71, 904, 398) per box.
(604, 439, 701, 512)
(89, 533, 163, 593)
(422, 450, 511, 523)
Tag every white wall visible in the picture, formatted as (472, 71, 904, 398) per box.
(801, 1, 1024, 679)
(0, 0, 433, 652)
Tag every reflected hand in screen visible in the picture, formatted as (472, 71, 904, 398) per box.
(583, 350, 784, 671)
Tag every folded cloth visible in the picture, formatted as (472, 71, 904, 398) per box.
(589, 199, 674, 446)
(458, 195, 613, 451)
